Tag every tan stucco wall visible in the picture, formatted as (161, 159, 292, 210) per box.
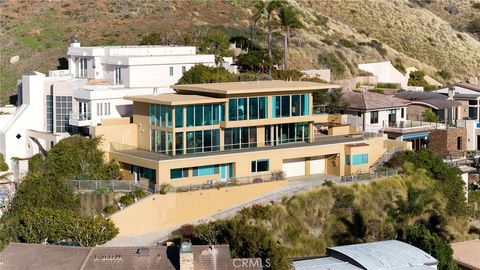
(328, 125, 350, 136)
(92, 121, 138, 154)
(110, 180, 288, 237)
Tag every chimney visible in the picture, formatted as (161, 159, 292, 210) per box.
(180, 242, 194, 270)
(448, 86, 455, 100)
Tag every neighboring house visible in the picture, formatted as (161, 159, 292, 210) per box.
(0, 40, 217, 167)
(434, 83, 480, 151)
(94, 81, 408, 188)
(451, 240, 480, 270)
(394, 91, 461, 124)
(293, 240, 438, 270)
(358, 61, 408, 89)
(0, 242, 262, 270)
(342, 91, 409, 133)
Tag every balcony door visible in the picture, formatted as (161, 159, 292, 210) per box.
(388, 109, 397, 127)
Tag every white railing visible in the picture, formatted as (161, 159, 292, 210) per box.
(66, 180, 151, 193)
(69, 111, 91, 121)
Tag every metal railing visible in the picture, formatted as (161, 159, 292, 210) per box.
(340, 169, 398, 183)
(66, 180, 151, 193)
(110, 133, 379, 157)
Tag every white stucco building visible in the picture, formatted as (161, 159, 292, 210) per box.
(358, 61, 408, 89)
(0, 41, 216, 167)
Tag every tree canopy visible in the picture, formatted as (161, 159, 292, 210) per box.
(177, 65, 233, 84)
(408, 71, 436, 91)
(0, 136, 119, 249)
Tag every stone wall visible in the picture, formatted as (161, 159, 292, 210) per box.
(428, 128, 467, 158)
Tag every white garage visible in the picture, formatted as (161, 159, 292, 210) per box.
(282, 158, 306, 177)
(310, 156, 326, 174)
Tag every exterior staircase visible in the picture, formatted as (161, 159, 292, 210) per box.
(370, 147, 402, 172)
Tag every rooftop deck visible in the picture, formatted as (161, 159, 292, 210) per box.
(111, 133, 379, 162)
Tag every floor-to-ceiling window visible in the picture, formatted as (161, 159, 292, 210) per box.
(150, 104, 172, 128)
(224, 127, 257, 150)
(229, 97, 267, 121)
(272, 94, 309, 118)
(265, 123, 309, 145)
(55, 96, 72, 133)
(186, 104, 224, 127)
(185, 129, 220, 153)
(150, 129, 173, 155)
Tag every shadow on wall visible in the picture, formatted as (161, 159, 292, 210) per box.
(117, 104, 133, 117)
(57, 57, 68, 70)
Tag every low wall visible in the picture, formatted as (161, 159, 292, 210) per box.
(110, 180, 288, 237)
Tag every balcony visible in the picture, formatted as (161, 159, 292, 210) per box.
(69, 112, 92, 127)
(109, 133, 381, 162)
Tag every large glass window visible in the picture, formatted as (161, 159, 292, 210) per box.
(175, 132, 183, 155)
(55, 96, 73, 133)
(273, 94, 310, 118)
(195, 105, 203, 126)
(292, 95, 300, 116)
(150, 130, 173, 155)
(193, 165, 220, 177)
(251, 159, 269, 172)
(170, 168, 188, 179)
(229, 99, 238, 121)
(187, 106, 194, 127)
(259, 97, 267, 118)
(184, 129, 220, 153)
(204, 105, 212, 125)
(249, 97, 259, 120)
(281, 95, 290, 117)
(150, 104, 172, 128)
(76, 57, 87, 78)
(175, 106, 184, 128)
(238, 98, 247, 120)
(224, 127, 257, 150)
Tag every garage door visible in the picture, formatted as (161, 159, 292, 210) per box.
(310, 156, 326, 174)
(282, 158, 306, 177)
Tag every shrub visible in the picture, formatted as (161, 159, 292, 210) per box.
(338, 38, 356, 49)
(317, 52, 346, 78)
(0, 163, 8, 172)
(404, 225, 458, 270)
(103, 205, 117, 214)
(173, 224, 196, 239)
(271, 170, 286, 180)
(177, 65, 233, 84)
(159, 183, 172, 194)
(130, 189, 147, 199)
(119, 194, 134, 206)
(437, 69, 452, 81)
(473, 2, 480, 9)
(272, 69, 303, 81)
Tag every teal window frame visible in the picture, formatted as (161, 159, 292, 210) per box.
(186, 106, 194, 127)
(351, 154, 368, 165)
(228, 99, 237, 121)
(170, 168, 188, 179)
(195, 105, 203, 126)
(175, 106, 183, 128)
(345, 155, 350, 165)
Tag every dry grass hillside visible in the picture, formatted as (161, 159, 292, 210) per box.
(1, 0, 479, 104)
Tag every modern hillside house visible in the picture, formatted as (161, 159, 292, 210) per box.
(0, 39, 218, 166)
(96, 81, 408, 188)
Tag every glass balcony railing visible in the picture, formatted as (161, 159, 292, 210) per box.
(69, 111, 91, 121)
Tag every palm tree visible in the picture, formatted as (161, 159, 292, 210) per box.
(279, 4, 302, 70)
(252, 0, 281, 74)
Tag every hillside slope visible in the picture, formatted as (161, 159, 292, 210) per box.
(1, 0, 479, 105)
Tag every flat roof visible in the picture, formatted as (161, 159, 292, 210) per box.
(125, 93, 226, 106)
(171, 80, 339, 95)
